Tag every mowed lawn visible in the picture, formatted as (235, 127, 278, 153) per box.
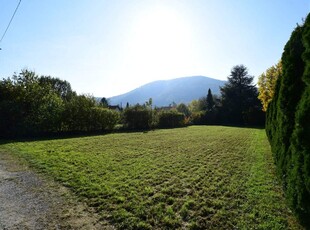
(0, 126, 301, 229)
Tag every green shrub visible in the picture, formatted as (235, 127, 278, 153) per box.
(157, 110, 185, 128)
(190, 111, 206, 125)
(90, 107, 120, 131)
(123, 106, 152, 130)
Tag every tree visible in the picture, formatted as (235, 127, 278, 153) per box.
(188, 100, 200, 112)
(266, 15, 310, 224)
(258, 61, 282, 111)
(0, 70, 66, 136)
(176, 103, 191, 117)
(0, 69, 119, 136)
(63, 94, 96, 131)
(38, 76, 73, 100)
(36, 92, 64, 132)
(100, 97, 109, 108)
(220, 65, 263, 125)
(0, 76, 24, 136)
(145, 98, 153, 109)
(206, 88, 215, 111)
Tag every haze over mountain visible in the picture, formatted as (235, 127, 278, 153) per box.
(108, 76, 226, 107)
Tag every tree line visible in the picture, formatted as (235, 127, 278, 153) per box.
(121, 64, 265, 129)
(0, 64, 265, 138)
(263, 13, 310, 225)
(0, 70, 119, 137)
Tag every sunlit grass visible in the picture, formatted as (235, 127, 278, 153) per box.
(0, 126, 301, 229)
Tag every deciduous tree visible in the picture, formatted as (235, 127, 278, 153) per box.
(177, 103, 191, 117)
(258, 61, 282, 111)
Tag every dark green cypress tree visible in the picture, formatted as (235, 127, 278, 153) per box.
(265, 80, 280, 146)
(266, 13, 310, 224)
(274, 24, 305, 183)
(286, 15, 310, 223)
(206, 88, 215, 111)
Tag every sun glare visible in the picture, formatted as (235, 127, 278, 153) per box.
(125, 6, 194, 80)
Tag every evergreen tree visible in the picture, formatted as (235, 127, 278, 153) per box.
(220, 65, 262, 125)
(266, 14, 310, 224)
(100, 97, 109, 108)
(206, 88, 215, 111)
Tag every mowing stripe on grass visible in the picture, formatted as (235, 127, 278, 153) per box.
(0, 126, 302, 229)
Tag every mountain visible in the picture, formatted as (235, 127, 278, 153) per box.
(108, 76, 226, 107)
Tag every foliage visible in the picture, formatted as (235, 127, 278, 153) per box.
(176, 103, 191, 117)
(99, 97, 109, 108)
(62, 94, 97, 132)
(1, 126, 301, 229)
(188, 100, 200, 113)
(220, 65, 264, 125)
(157, 110, 185, 128)
(258, 61, 282, 111)
(189, 96, 210, 113)
(145, 98, 153, 110)
(190, 111, 206, 125)
(123, 105, 152, 130)
(188, 90, 223, 125)
(206, 88, 215, 111)
(0, 70, 65, 135)
(0, 70, 118, 137)
(197, 96, 208, 111)
(266, 14, 310, 224)
(204, 111, 218, 125)
(88, 107, 119, 131)
(38, 75, 73, 100)
(36, 92, 65, 132)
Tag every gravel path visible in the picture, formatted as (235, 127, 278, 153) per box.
(0, 152, 111, 230)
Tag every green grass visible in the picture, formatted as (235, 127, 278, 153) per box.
(0, 126, 301, 229)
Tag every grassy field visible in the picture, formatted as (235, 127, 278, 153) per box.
(0, 126, 301, 229)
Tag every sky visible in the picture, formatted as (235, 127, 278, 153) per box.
(0, 0, 309, 97)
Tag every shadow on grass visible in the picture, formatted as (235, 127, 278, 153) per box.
(0, 130, 112, 145)
(0, 127, 160, 145)
(220, 124, 265, 130)
(0, 124, 264, 145)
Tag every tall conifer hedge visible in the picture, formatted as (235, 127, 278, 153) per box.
(266, 14, 310, 223)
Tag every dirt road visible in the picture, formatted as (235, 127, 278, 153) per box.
(0, 152, 110, 230)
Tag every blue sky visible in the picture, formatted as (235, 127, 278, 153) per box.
(0, 0, 309, 97)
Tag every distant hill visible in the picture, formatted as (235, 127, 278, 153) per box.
(108, 76, 226, 107)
